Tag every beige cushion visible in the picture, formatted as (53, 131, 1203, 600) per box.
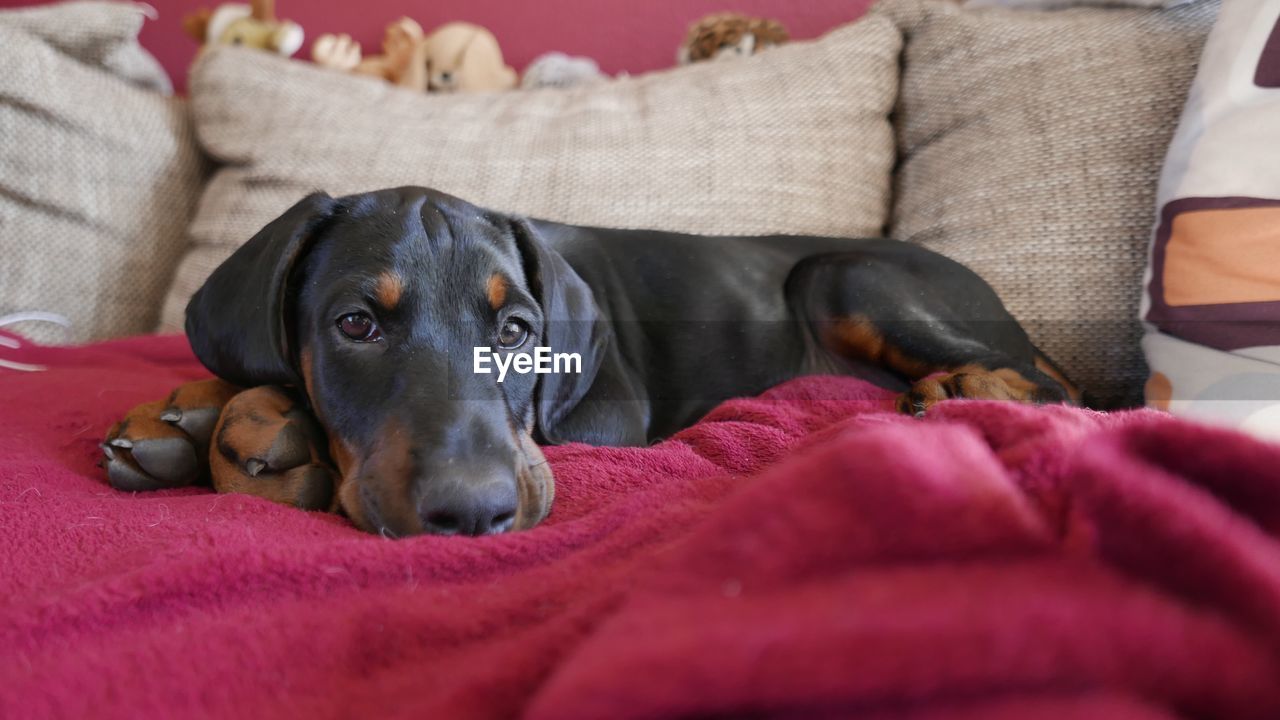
(0, 3, 204, 344)
(0, 1, 172, 94)
(158, 16, 903, 331)
(879, 0, 1217, 406)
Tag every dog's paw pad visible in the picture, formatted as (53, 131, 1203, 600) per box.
(101, 380, 241, 492)
(101, 402, 199, 490)
(129, 437, 199, 481)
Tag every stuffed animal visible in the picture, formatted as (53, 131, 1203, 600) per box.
(412, 22, 517, 93)
(521, 52, 607, 90)
(312, 18, 424, 88)
(312, 20, 516, 94)
(678, 13, 789, 64)
(183, 0, 303, 57)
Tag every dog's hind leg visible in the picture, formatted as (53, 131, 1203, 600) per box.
(786, 246, 1082, 415)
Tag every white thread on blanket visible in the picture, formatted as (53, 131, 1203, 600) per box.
(0, 359, 46, 372)
(0, 311, 72, 372)
(0, 311, 71, 329)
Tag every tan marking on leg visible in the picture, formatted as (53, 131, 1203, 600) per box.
(829, 315, 938, 380)
(985, 367, 1040, 400)
(167, 378, 241, 409)
(487, 273, 508, 310)
(1145, 371, 1172, 412)
(1034, 355, 1082, 404)
(896, 377, 950, 414)
(899, 365, 1050, 415)
(375, 271, 404, 310)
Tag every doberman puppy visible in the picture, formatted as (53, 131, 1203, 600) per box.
(102, 187, 1079, 537)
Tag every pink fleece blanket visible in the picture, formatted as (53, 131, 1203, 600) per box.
(2, 333, 1280, 719)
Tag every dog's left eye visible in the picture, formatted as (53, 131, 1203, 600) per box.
(337, 313, 381, 342)
(497, 318, 530, 349)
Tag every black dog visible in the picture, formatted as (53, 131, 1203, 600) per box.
(103, 187, 1078, 537)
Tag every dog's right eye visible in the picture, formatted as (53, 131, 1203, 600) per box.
(337, 313, 382, 342)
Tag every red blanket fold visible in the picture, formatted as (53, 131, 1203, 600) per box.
(2, 333, 1279, 719)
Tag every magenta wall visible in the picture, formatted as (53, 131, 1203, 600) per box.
(0, 0, 875, 92)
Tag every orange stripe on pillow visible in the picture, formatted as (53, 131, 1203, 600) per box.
(1163, 205, 1280, 306)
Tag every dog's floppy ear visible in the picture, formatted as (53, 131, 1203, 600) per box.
(509, 217, 608, 443)
(185, 192, 337, 388)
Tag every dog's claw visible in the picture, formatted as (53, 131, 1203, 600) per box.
(109, 437, 133, 450)
(130, 438, 200, 486)
(159, 408, 182, 423)
(171, 407, 221, 447)
(245, 458, 267, 477)
(100, 442, 116, 460)
(265, 422, 313, 471)
(107, 456, 164, 492)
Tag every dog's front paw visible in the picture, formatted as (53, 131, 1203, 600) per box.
(102, 379, 241, 491)
(210, 386, 337, 511)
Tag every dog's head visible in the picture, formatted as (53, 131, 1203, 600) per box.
(186, 187, 607, 536)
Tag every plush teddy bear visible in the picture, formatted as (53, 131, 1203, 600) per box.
(182, 0, 303, 57)
(412, 22, 518, 93)
(677, 13, 789, 65)
(313, 20, 516, 94)
(311, 17, 423, 87)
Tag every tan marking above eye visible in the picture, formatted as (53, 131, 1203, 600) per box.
(487, 273, 508, 310)
(375, 272, 405, 309)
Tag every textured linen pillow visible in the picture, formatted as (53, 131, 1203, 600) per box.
(0, 3, 204, 344)
(878, 0, 1217, 406)
(157, 16, 902, 330)
(0, 0, 172, 94)
(1141, 0, 1280, 438)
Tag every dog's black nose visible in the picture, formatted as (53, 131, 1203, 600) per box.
(417, 467, 519, 536)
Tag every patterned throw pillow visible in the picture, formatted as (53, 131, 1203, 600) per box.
(1141, 0, 1280, 437)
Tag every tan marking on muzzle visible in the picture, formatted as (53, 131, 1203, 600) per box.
(300, 348, 317, 403)
(514, 431, 554, 530)
(337, 416, 420, 535)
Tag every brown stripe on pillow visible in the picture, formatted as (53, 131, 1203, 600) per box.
(1146, 196, 1280, 350)
(1162, 205, 1280, 306)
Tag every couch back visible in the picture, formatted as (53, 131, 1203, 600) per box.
(0, 0, 876, 93)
